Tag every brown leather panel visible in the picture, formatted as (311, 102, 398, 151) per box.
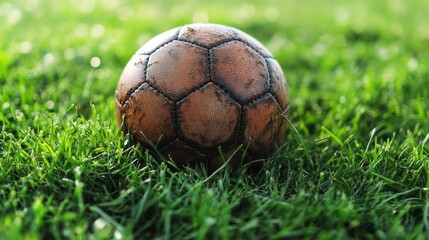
(177, 82, 240, 150)
(147, 41, 209, 101)
(266, 58, 289, 109)
(122, 83, 175, 147)
(210, 41, 269, 103)
(116, 55, 148, 105)
(243, 94, 285, 155)
(178, 23, 235, 47)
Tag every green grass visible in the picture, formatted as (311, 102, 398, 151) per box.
(1, 0, 429, 239)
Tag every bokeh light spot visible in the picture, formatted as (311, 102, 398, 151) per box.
(91, 57, 101, 68)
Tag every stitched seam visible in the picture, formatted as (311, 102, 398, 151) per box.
(145, 80, 175, 102)
(210, 38, 272, 59)
(237, 105, 245, 143)
(265, 57, 273, 93)
(175, 38, 209, 50)
(123, 82, 174, 109)
(266, 59, 285, 109)
(118, 55, 150, 106)
(243, 91, 272, 107)
(173, 104, 179, 141)
(122, 81, 147, 108)
(171, 50, 211, 104)
(229, 26, 273, 58)
(207, 49, 242, 104)
(175, 81, 243, 152)
(122, 83, 176, 149)
(209, 41, 273, 105)
(175, 81, 212, 105)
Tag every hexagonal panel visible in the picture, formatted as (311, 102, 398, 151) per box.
(161, 139, 205, 167)
(147, 41, 209, 101)
(177, 82, 240, 151)
(116, 55, 148, 105)
(178, 23, 235, 48)
(210, 41, 269, 103)
(243, 94, 285, 155)
(123, 83, 175, 147)
(232, 28, 273, 58)
(136, 27, 180, 55)
(266, 58, 289, 109)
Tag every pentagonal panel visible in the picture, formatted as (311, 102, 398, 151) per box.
(123, 83, 175, 147)
(161, 139, 205, 167)
(266, 58, 289, 109)
(210, 41, 269, 103)
(243, 94, 284, 155)
(116, 55, 148, 105)
(178, 23, 235, 48)
(232, 28, 273, 58)
(136, 27, 180, 55)
(177, 82, 240, 151)
(147, 41, 209, 101)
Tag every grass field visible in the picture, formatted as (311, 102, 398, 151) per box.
(1, 0, 429, 239)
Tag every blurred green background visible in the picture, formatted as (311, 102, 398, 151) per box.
(2, 0, 428, 120)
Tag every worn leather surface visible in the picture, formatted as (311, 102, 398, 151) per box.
(115, 23, 289, 171)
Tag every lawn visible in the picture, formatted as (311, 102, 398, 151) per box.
(1, 0, 429, 239)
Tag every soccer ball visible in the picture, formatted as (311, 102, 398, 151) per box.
(115, 23, 289, 170)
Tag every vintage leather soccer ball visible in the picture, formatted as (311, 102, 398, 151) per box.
(115, 23, 289, 170)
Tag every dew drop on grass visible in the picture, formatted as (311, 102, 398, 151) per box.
(15, 110, 24, 121)
(91, 57, 101, 68)
(204, 217, 216, 226)
(114, 230, 123, 240)
(93, 218, 108, 231)
(46, 100, 54, 110)
(74, 166, 81, 176)
(2, 102, 10, 109)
